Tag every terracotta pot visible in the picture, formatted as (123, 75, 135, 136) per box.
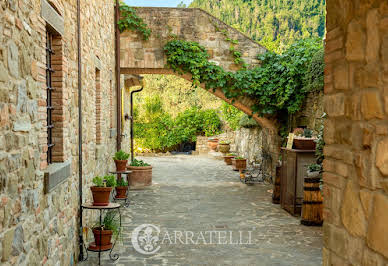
(218, 143, 230, 153)
(232, 158, 247, 170)
(127, 165, 152, 188)
(92, 228, 113, 248)
(293, 138, 316, 150)
(90, 186, 112, 206)
(207, 139, 219, 151)
(115, 186, 128, 199)
(114, 159, 128, 172)
(223, 156, 235, 165)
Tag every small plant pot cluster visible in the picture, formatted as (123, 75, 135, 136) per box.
(127, 158, 152, 188)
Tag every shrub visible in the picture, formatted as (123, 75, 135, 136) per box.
(239, 114, 259, 128)
(221, 102, 243, 130)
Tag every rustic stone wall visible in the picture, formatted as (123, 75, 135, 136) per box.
(0, 0, 116, 264)
(324, 1, 388, 264)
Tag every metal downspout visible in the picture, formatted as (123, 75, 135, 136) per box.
(77, 0, 84, 261)
(115, 0, 121, 151)
(130, 86, 144, 161)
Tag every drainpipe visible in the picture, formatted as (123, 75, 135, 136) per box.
(130, 84, 144, 161)
(115, 0, 121, 151)
(77, 0, 84, 261)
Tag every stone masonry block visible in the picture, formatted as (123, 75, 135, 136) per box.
(367, 193, 388, 259)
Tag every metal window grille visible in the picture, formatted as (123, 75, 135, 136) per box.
(46, 31, 55, 164)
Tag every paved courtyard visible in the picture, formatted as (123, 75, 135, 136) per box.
(86, 155, 322, 265)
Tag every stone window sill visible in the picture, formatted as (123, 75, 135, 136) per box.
(44, 160, 71, 193)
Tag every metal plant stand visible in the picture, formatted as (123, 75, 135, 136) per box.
(110, 171, 132, 207)
(81, 203, 121, 265)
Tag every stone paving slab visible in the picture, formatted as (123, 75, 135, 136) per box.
(81, 155, 322, 266)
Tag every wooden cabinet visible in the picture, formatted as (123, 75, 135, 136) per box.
(280, 148, 316, 216)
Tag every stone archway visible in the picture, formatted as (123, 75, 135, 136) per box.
(120, 7, 281, 175)
(120, 7, 277, 132)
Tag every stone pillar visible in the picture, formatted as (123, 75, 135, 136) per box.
(324, 1, 388, 264)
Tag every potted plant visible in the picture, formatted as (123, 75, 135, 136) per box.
(127, 158, 152, 188)
(115, 178, 129, 199)
(293, 128, 317, 150)
(223, 153, 236, 165)
(232, 156, 247, 171)
(218, 141, 231, 154)
(307, 163, 322, 178)
(207, 138, 219, 151)
(90, 175, 116, 206)
(90, 211, 120, 251)
(113, 150, 130, 172)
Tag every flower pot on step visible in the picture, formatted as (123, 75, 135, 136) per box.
(90, 186, 112, 206)
(127, 165, 152, 188)
(207, 138, 219, 151)
(114, 159, 128, 172)
(90, 228, 113, 251)
(115, 186, 128, 199)
(223, 155, 235, 165)
(218, 143, 231, 154)
(232, 158, 247, 171)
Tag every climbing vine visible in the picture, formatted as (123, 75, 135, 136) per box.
(163, 38, 323, 118)
(117, 3, 151, 40)
(211, 21, 247, 68)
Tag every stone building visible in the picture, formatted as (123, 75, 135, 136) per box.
(0, 0, 117, 264)
(0, 0, 387, 265)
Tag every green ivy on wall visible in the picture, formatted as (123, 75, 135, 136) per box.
(117, 3, 151, 40)
(163, 38, 324, 119)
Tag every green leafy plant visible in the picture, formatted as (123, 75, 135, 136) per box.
(163, 38, 323, 119)
(94, 210, 121, 238)
(105, 175, 116, 187)
(134, 104, 222, 152)
(293, 128, 304, 136)
(308, 163, 322, 172)
(239, 114, 259, 128)
(116, 178, 128, 187)
(117, 3, 151, 40)
(303, 128, 313, 138)
(130, 158, 151, 167)
(92, 175, 116, 187)
(221, 102, 243, 130)
(227, 153, 237, 156)
(219, 140, 230, 144)
(113, 150, 130, 161)
(92, 176, 104, 187)
(234, 156, 245, 160)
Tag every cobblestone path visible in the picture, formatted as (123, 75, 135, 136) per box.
(86, 155, 322, 266)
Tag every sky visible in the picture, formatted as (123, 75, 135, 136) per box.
(124, 0, 193, 7)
